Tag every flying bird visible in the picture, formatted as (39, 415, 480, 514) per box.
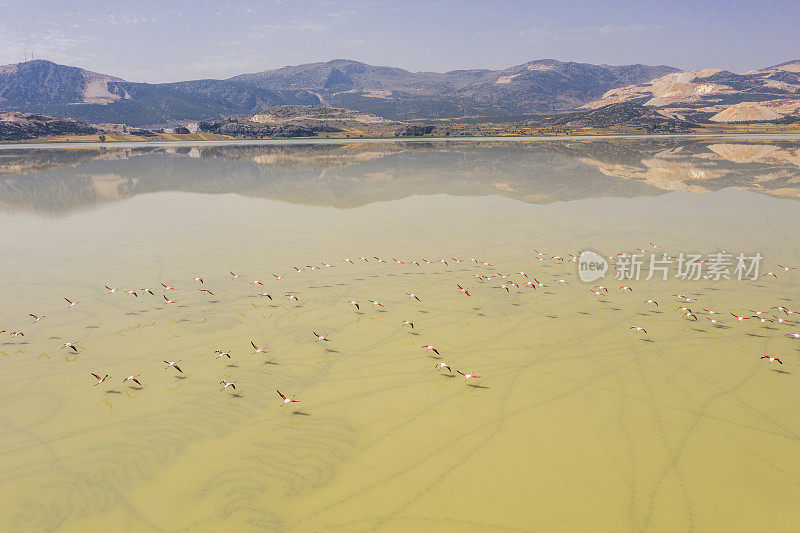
(91, 372, 110, 385)
(457, 370, 479, 380)
(163, 360, 182, 372)
(277, 390, 298, 406)
(123, 375, 142, 386)
(251, 341, 268, 354)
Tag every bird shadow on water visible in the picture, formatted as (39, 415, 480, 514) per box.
(325, 348, 339, 353)
(230, 393, 244, 398)
(174, 375, 188, 380)
(226, 363, 238, 368)
(746, 333, 767, 338)
(467, 383, 490, 389)
(292, 410, 311, 416)
(105, 389, 122, 395)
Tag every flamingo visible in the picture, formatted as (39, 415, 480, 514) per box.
(457, 370, 479, 380)
(123, 375, 142, 386)
(277, 390, 298, 406)
(163, 360, 182, 372)
(251, 342, 268, 354)
(91, 373, 110, 385)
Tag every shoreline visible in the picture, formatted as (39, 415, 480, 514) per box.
(4, 131, 800, 150)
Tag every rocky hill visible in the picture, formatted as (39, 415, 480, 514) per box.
(0, 59, 678, 126)
(198, 105, 398, 138)
(546, 102, 697, 133)
(0, 112, 100, 140)
(584, 60, 800, 123)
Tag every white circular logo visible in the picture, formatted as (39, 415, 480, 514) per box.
(578, 250, 608, 282)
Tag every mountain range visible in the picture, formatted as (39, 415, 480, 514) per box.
(1, 58, 798, 128)
(0, 59, 677, 126)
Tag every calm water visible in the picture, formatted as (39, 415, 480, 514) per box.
(1, 137, 800, 531)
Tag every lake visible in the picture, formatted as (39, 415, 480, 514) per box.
(1, 136, 800, 531)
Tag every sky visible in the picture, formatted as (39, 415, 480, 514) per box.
(0, 0, 798, 83)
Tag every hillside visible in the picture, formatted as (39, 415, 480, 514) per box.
(584, 60, 800, 123)
(0, 59, 678, 126)
(0, 112, 100, 140)
(198, 105, 399, 138)
(231, 59, 679, 119)
(546, 102, 696, 133)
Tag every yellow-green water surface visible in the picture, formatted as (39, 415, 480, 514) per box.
(1, 138, 800, 531)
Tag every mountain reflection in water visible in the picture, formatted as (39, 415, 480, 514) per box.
(1, 137, 800, 214)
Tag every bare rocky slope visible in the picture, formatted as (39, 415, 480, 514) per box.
(584, 60, 800, 123)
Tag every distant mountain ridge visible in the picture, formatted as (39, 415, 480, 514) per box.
(0, 58, 678, 126)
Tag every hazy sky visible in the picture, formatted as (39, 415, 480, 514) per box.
(0, 0, 797, 82)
